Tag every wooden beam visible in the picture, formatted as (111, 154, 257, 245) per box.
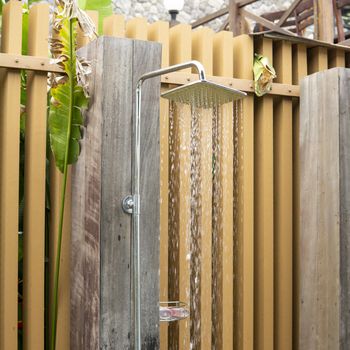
(277, 0, 303, 27)
(0, 52, 63, 73)
(241, 8, 296, 36)
(160, 72, 300, 97)
(229, 0, 240, 36)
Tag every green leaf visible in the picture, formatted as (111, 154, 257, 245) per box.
(78, 0, 113, 34)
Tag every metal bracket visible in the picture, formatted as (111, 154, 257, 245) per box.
(122, 195, 134, 214)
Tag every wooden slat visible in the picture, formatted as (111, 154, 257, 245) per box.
(308, 46, 328, 74)
(161, 72, 300, 97)
(213, 30, 234, 350)
(126, 17, 148, 40)
(169, 23, 192, 350)
(232, 33, 254, 350)
(191, 26, 214, 350)
(0, 2, 22, 349)
(77, 10, 98, 48)
(328, 48, 345, 68)
(147, 21, 170, 350)
(22, 4, 49, 350)
(254, 37, 274, 350)
(291, 43, 307, 350)
(103, 14, 125, 37)
(0, 53, 63, 73)
(273, 40, 293, 350)
(148, 21, 170, 69)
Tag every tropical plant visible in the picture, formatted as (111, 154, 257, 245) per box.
(48, 1, 96, 349)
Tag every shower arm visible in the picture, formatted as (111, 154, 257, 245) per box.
(121, 60, 207, 350)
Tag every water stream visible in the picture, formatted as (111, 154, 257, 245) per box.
(167, 100, 243, 349)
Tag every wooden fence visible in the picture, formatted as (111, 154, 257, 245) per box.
(0, 1, 349, 349)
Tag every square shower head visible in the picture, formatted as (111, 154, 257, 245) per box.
(161, 80, 246, 109)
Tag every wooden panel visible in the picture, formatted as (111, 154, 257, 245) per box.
(232, 34, 254, 350)
(70, 39, 104, 350)
(191, 27, 214, 350)
(77, 10, 98, 48)
(308, 46, 328, 74)
(103, 14, 125, 37)
(292, 43, 307, 350)
(168, 23, 191, 350)
(273, 40, 293, 350)
(339, 69, 350, 350)
(126, 17, 148, 40)
(0, 2, 22, 349)
(299, 69, 340, 350)
(328, 49, 345, 68)
(254, 37, 274, 350)
(72, 37, 161, 349)
(148, 21, 170, 350)
(134, 39, 161, 348)
(213, 30, 234, 350)
(22, 4, 49, 350)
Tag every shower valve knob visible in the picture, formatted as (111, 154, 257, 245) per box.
(122, 195, 134, 214)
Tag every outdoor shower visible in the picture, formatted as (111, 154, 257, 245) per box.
(121, 60, 246, 349)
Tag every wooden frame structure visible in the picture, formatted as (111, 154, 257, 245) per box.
(192, 0, 350, 44)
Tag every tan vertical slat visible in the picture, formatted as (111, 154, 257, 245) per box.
(148, 21, 169, 68)
(232, 34, 254, 350)
(308, 46, 328, 74)
(77, 10, 98, 48)
(148, 21, 170, 350)
(126, 17, 148, 40)
(328, 48, 345, 68)
(273, 40, 293, 350)
(0, 2, 22, 349)
(22, 4, 49, 350)
(169, 23, 191, 350)
(103, 14, 125, 37)
(254, 37, 274, 350)
(213, 30, 234, 350)
(292, 43, 307, 350)
(192, 27, 214, 350)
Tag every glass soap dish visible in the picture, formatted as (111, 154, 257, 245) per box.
(159, 301, 190, 322)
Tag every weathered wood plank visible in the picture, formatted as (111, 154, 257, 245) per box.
(72, 36, 161, 350)
(134, 40, 161, 349)
(339, 68, 350, 350)
(299, 68, 350, 350)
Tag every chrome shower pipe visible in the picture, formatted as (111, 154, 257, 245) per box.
(122, 60, 206, 350)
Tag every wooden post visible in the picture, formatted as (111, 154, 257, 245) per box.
(314, 0, 334, 42)
(71, 36, 161, 349)
(23, 4, 49, 350)
(299, 67, 350, 350)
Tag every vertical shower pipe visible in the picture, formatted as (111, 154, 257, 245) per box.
(122, 60, 206, 350)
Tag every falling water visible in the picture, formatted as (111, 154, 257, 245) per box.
(167, 98, 243, 350)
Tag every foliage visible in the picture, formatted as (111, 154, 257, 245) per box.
(77, 0, 113, 33)
(48, 1, 95, 349)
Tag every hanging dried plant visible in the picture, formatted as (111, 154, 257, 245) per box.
(48, 1, 97, 349)
(253, 53, 277, 97)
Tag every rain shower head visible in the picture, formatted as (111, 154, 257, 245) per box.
(161, 79, 246, 109)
